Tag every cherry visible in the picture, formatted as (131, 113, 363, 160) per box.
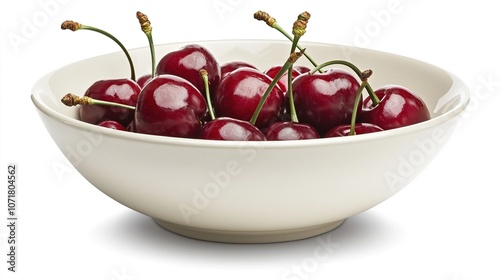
(134, 75, 207, 138)
(265, 121, 319, 140)
(214, 67, 285, 129)
(78, 78, 140, 126)
(156, 44, 221, 97)
(199, 117, 266, 141)
(220, 61, 258, 79)
(98, 120, 127, 131)
(137, 74, 152, 88)
(361, 85, 431, 130)
(291, 68, 361, 135)
(61, 19, 141, 126)
(293, 65, 311, 74)
(264, 65, 301, 93)
(325, 123, 383, 137)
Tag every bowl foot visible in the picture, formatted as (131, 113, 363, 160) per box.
(153, 219, 346, 243)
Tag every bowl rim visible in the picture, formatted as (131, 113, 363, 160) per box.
(31, 39, 471, 149)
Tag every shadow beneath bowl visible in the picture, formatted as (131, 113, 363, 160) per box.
(93, 209, 402, 263)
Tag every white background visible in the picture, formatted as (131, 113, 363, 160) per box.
(1, 0, 499, 279)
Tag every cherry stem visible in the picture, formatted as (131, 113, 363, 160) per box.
(137, 12, 156, 78)
(61, 93, 135, 110)
(250, 51, 303, 125)
(254, 11, 322, 73)
(349, 70, 372, 135)
(287, 12, 309, 123)
(200, 69, 216, 120)
(61, 20, 136, 81)
(309, 60, 380, 105)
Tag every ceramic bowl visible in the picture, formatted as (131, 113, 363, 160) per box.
(31, 40, 469, 243)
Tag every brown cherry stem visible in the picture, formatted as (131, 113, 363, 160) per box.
(254, 11, 321, 72)
(61, 93, 135, 110)
(137, 11, 156, 77)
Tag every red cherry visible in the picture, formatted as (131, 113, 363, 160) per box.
(324, 123, 383, 137)
(198, 117, 266, 141)
(214, 67, 285, 129)
(79, 78, 140, 126)
(293, 65, 311, 74)
(134, 75, 207, 138)
(220, 61, 258, 79)
(292, 68, 361, 135)
(361, 85, 431, 130)
(265, 121, 319, 140)
(97, 120, 127, 131)
(264, 65, 302, 93)
(156, 44, 221, 96)
(137, 74, 152, 88)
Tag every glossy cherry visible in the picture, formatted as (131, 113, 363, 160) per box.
(98, 120, 127, 131)
(292, 68, 361, 135)
(293, 65, 311, 74)
(79, 78, 140, 126)
(156, 44, 221, 96)
(265, 121, 319, 140)
(198, 117, 266, 141)
(134, 74, 207, 138)
(220, 61, 258, 79)
(361, 85, 431, 130)
(324, 123, 383, 137)
(137, 74, 152, 88)
(264, 65, 301, 93)
(214, 67, 285, 129)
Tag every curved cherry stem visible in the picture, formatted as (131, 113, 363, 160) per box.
(200, 69, 216, 120)
(250, 51, 303, 125)
(349, 70, 372, 135)
(61, 20, 136, 81)
(310, 60, 380, 105)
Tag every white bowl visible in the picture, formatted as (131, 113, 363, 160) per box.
(31, 40, 469, 243)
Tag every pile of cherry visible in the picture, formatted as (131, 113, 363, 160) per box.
(60, 11, 431, 141)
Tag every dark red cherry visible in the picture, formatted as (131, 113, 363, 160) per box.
(264, 65, 301, 93)
(198, 117, 266, 141)
(137, 74, 152, 88)
(324, 123, 383, 137)
(214, 67, 285, 129)
(265, 121, 319, 140)
(97, 120, 127, 131)
(134, 74, 207, 138)
(79, 78, 140, 126)
(293, 65, 311, 74)
(292, 68, 361, 135)
(361, 85, 431, 130)
(220, 61, 258, 79)
(156, 44, 221, 96)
